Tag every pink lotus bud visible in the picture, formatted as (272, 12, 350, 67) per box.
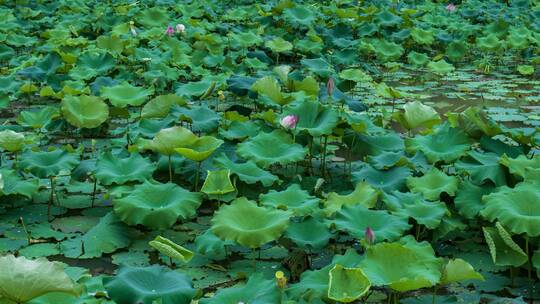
(280, 115, 298, 129)
(446, 3, 456, 12)
(176, 24, 186, 33)
(365, 227, 375, 245)
(327, 77, 334, 98)
(165, 25, 175, 36)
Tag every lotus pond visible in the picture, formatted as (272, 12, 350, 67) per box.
(1, 0, 540, 303)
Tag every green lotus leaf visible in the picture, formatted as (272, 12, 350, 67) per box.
(175, 105, 221, 133)
(220, 120, 261, 140)
(334, 205, 411, 242)
(395, 100, 441, 130)
(301, 57, 334, 77)
(481, 182, 540, 237)
(195, 228, 235, 257)
(454, 181, 495, 219)
(0, 255, 79, 303)
(96, 152, 155, 185)
(284, 6, 316, 26)
(388, 193, 447, 229)
(446, 40, 468, 62)
(0, 169, 39, 199)
(100, 82, 154, 108)
(428, 60, 455, 74)
(20, 149, 80, 178)
(407, 51, 429, 66)
(75, 51, 116, 75)
(293, 75, 320, 96)
(260, 184, 320, 216)
(0, 130, 24, 152)
(377, 9, 402, 27)
(411, 28, 434, 45)
(136, 7, 170, 28)
(482, 222, 527, 267)
(367, 151, 408, 170)
(61, 95, 109, 129)
(284, 216, 332, 250)
(441, 258, 484, 285)
(149, 235, 194, 263)
(352, 165, 411, 193)
(251, 76, 286, 106)
(450, 106, 502, 138)
(17, 106, 59, 129)
(237, 130, 307, 168)
(500, 154, 540, 178)
(455, 151, 506, 186)
(60, 212, 133, 258)
(373, 39, 404, 61)
(407, 168, 459, 201)
(359, 239, 443, 292)
(175, 136, 224, 162)
(284, 100, 339, 137)
(517, 65, 534, 76)
(103, 265, 195, 304)
(199, 273, 280, 304)
(213, 153, 278, 187)
(96, 35, 125, 55)
(405, 123, 471, 163)
(265, 37, 293, 53)
(477, 34, 502, 52)
(339, 69, 372, 83)
(328, 265, 371, 303)
(211, 197, 290, 248)
(201, 169, 235, 196)
(141, 94, 186, 119)
(114, 181, 202, 230)
(324, 182, 378, 215)
(151, 126, 197, 155)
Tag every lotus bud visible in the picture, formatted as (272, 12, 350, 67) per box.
(365, 227, 375, 245)
(280, 115, 298, 129)
(327, 77, 334, 98)
(275, 271, 287, 289)
(176, 23, 186, 33)
(446, 3, 456, 12)
(165, 25, 175, 36)
(218, 90, 225, 101)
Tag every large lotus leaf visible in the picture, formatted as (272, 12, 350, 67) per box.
(260, 184, 319, 216)
(284, 100, 339, 137)
(377, 9, 402, 27)
(100, 82, 154, 108)
(339, 69, 372, 83)
(17, 106, 59, 129)
(175, 136, 223, 162)
(136, 7, 170, 27)
(60, 212, 132, 258)
(454, 181, 495, 219)
(96, 152, 155, 185)
(141, 94, 186, 119)
(455, 151, 506, 186)
(195, 228, 235, 257)
(149, 236, 194, 263)
(251, 76, 286, 106)
(0, 169, 39, 198)
(61, 95, 109, 129)
(211, 197, 290, 248)
(151, 126, 197, 155)
(477, 34, 502, 52)
(482, 223, 527, 267)
(428, 60, 455, 74)
(481, 182, 540, 237)
(391, 196, 447, 229)
(347, 131, 404, 157)
(75, 51, 115, 75)
(405, 123, 471, 163)
(407, 51, 430, 66)
(174, 105, 221, 133)
(0, 130, 24, 152)
(20, 149, 80, 178)
(411, 28, 434, 45)
(359, 240, 443, 292)
(352, 165, 411, 193)
(446, 40, 468, 62)
(265, 37, 293, 53)
(284, 6, 316, 26)
(236, 130, 307, 168)
(200, 169, 235, 195)
(373, 39, 404, 61)
(441, 259, 484, 285)
(301, 57, 334, 78)
(450, 106, 502, 138)
(114, 181, 202, 230)
(213, 153, 278, 187)
(394, 101, 441, 130)
(407, 168, 459, 201)
(220, 120, 260, 140)
(284, 217, 332, 250)
(333, 205, 411, 242)
(199, 273, 280, 304)
(103, 265, 195, 304)
(324, 182, 378, 215)
(327, 264, 371, 303)
(500, 154, 540, 178)
(0, 255, 79, 303)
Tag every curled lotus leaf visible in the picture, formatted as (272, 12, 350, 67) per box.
(211, 197, 290, 248)
(285, 216, 332, 250)
(251, 76, 286, 106)
(213, 153, 279, 187)
(394, 100, 441, 130)
(283, 100, 339, 137)
(328, 264, 371, 303)
(0, 168, 39, 198)
(406, 168, 459, 201)
(20, 148, 80, 178)
(61, 95, 109, 129)
(324, 181, 378, 215)
(113, 181, 203, 230)
(141, 94, 186, 119)
(427, 60, 455, 74)
(150, 126, 197, 155)
(149, 235, 194, 263)
(405, 123, 471, 163)
(17, 106, 59, 129)
(201, 169, 235, 196)
(482, 222, 527, 267)
(441, 258, 484, 285)
(96, 152, 155, 185)
(0, 129, 25, 152)
(199, 273, 280, 304)
(500, 153, 540, 178)
(260, 183, 320, 216)
(100, 82, 154, 108)
(175, 136, 224, 162)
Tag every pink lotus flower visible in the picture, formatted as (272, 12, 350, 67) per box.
(365, 227, 375, 245)
(165, 25, 175, 36)
(176, 23, 186, 33)
(280, 115, 298, 129)
(446, 3, 456, 12)
(327, 77, 334, 98)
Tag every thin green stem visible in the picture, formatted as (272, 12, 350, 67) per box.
(168, 155, 173, 182)
(194, 161, 202, 191)
(321, 135, 328, 177)
(91, 176, 97, 207)
(526, 237, 533, 303)
(252, 248, 257, 271)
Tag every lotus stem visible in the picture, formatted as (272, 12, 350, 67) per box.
(91, 176, 97, 208)
(168, 155, 173, 182)
(432, 285, 437, 304)
(194, 161, 202, 191)
(321, 135, 328, 177)
(252, 248, 257, 271)
(526, 236, 533, 303)
(48, 176, 55, 222)
(19, 217, 31, 245)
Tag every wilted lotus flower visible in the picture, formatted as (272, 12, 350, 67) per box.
(327, 77, 334, 98)
(165, 25, 175, 36)
(365, 227, 375, 245)
(446, 3, 456, 12)
(280, 115, 298, 129)
(176, 23, 186, 33)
